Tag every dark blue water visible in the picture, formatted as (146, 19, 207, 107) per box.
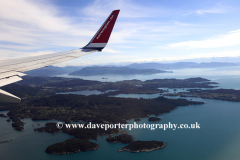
(1, 67, 240, 160)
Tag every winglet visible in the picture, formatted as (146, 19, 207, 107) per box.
(83, 10, 120, 51)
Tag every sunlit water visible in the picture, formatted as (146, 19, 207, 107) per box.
(1, 66, 240, 160)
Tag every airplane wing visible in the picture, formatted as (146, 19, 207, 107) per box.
(0, 9, 120, 103)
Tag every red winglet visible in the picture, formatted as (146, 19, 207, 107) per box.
(83, 10, 120, 51)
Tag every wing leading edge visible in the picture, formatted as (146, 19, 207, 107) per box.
(0, 9, 120, 103)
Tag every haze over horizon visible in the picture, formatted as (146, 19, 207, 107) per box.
(1, 0, 240, 66)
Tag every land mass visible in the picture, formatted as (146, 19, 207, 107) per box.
(0, 114, 7, 118)
(118, 141, 166, 152)
(69, 66, 172, 76)
(106, 134, 133, 144)
(6, 95, 203, 123)
(45, 138, 99, 155)
(148, 117, 161, 122)
(127, 62, 240, 70)
(34, 122, 120, 139)
(24, 66, 82, 77)
(42, 77, 218, 94)
(164, 89, 240, 102)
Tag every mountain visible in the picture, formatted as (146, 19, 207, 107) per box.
(127, 62, 240, 70)
(23, 62, 240, 77)
(69, 66, 172, 76)
(24, 66, 82, 77)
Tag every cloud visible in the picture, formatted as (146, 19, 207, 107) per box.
(167, 29, 240, 48)
(183, 3, 227, 16)
(0, 0, 98, 51)
(0, 0, 157, 55)
(102, 48, 124, 53)
(80, 0, 170, 44)
(0, 0, 85, 34)
(195, 8, 225, 14)
(82, 0, 162, 18)
(174, 21, 197, 26)
(118, 49, 240, 63)
(0, 49, 55, 60)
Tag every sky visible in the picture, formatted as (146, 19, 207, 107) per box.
(1, 0, 240, 66)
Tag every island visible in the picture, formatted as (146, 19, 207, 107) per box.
(45, 138, 99, 155)
(148, 117, 161, 122)
(134, 118, 141, 121)
(106, 134, 133, 144)
(0, 114, 7, 118)
(68, 66, 172, 76)
(11, 118, 24, 131)
(34, 122, 120, 139)
(118, 141, 166, 152)
(164, 89, 240, 102)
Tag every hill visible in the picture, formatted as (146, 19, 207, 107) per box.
(24, 66, 82, 77)
(69, 66, 171, 76)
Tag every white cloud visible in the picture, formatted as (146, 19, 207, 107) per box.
(0, 0, 82, 34)
(167, 29, 240, 48)
(119, 49, 240, 63)
(195, 8, 224, 14)
(102, 48, 124, 53)
(82, 0, 162, 18)
(183, 3, 227, 16)
(0, 49, 55, 60)
(0, 0, 157, 54)
(0, 0, 99, 51)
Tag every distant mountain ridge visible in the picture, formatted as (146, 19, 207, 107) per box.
(24, 66, 82, 77)
(126, 62, 240, 70)
(69, 66, 171, 76)
(23, 62, 240, 77)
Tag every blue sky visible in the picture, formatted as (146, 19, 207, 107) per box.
(1, 0, 240, 66)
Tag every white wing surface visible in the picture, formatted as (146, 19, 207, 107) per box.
(0, 10, 120, 103)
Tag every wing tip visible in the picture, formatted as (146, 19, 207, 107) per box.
(83, 9, 120, 51)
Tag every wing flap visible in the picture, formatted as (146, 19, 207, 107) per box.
(0, 89, 21, 103)
(0, 76, 22, 87)
(0, 71, 26, 80)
